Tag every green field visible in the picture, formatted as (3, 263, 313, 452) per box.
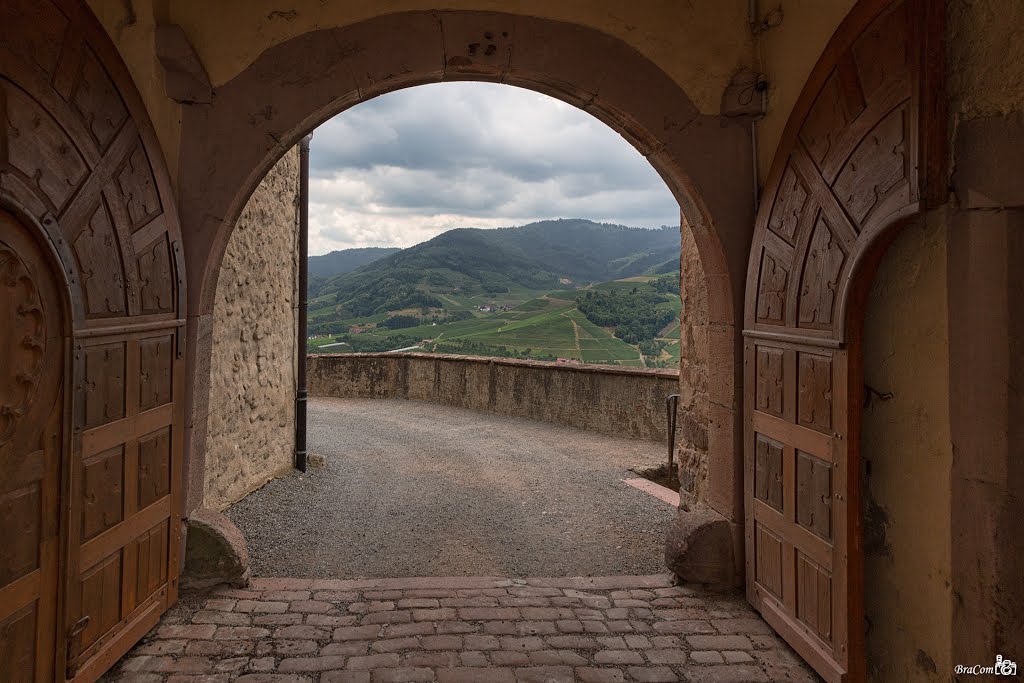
(309, 276, 682, 368)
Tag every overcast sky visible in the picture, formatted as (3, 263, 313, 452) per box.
(308, 82, 679, 255)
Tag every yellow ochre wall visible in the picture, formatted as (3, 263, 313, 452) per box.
(861, 214, 952, 682)
(858, 2, 1024, 679)
(87, 0, 859, 187)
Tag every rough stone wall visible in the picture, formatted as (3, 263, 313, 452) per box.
(205, 148, 300, 510)
(862, 213, 952, 682)
(309, 354, 679, 443)
(675, 218, 709, 505)
(947, 0, 1024, 123)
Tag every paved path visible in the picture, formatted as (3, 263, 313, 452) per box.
(227, 398, 677, 578)
(103, 575, 819, 682)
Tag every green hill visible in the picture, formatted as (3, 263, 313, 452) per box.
(308, 247, 401, 278)
(307, 273, 681, 369)
(482, 219, 679, 281)
(316, 219, 679, 317)
(304, 220, 683, 368)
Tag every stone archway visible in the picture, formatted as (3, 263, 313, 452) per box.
(175, 10, 754, 581)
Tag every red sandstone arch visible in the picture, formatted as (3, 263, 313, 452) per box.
(741, 0, 944, 680)
(176, 10, 754, 570)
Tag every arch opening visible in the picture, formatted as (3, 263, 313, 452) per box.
(176, 9, 753, 589)
(203, 80, 718, 580)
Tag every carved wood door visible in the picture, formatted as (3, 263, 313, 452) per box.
(0, 0, 186, 681)
(0, 212, 65, 683)
(742, 1, 944, 681)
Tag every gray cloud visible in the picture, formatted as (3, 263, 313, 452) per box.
(308, 82, 678, 255)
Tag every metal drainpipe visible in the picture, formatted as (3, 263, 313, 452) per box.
(749, 0, 763, 213)
(295, 134, 312, 472)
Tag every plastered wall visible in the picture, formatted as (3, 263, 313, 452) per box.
(944, 0, 1024, 668)
(859, 1, 1024, 678)
(86, 1, 867, 188)
(754, 0, 857, 178)
(204, 148, 300, 510)
(861, 214, 952, 681)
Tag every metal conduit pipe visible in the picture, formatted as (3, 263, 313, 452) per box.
(749, 0, 764, 212)
(666, 393, 680, 489)
(295, 133, 312, 472)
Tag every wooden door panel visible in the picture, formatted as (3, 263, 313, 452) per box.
(130, 520, 170, 610)
(80, 447, 124, 541)
(753, 435, 784, 513)
(67, 331, 179, 679)
(797, 553, 833, 643)
(0, 605, 37, 683)
(77, 556, 121, 653)
(747, 339, 846, 680)
(137, 428, 172, 510)
(138, 336, 173, 411)
(796, 451, 833, 541)
(0, 214, 64, 683)
(81, 344, 126, 429)
(0, 0, 186, 680)
(742, 1, 944, 680)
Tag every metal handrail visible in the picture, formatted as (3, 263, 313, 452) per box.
(666, 394, 679, 489)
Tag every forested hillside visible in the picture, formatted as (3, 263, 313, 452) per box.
(306, 219, 682, 368)
(308, 246, 401, 277)
(312, 219, 679, 317)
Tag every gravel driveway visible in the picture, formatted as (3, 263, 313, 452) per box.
(226, 397, 676, 578)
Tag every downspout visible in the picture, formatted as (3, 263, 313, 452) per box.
(295, 134, 312, 472)
(748, 0, 773, 212)
(750, 114, 761, 212)
(749, 0, 765, 211)
(750, 0, 760, 211)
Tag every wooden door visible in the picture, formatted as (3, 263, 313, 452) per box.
(0, 0, 186, 681)
(742, 1, 944, 681)
(63, 328, 183, 681)
(0, 212, 66, 683)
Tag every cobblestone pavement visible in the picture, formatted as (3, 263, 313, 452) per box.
(104, 575, 819, 683)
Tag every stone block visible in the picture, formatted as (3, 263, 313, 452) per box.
(182, 508, 251, 589)
(664, 504, 738, 589)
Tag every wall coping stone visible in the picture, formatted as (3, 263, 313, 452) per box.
(313, 352, 680, 379)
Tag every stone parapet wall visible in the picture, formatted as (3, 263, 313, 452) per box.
(308, 353, 679, 443)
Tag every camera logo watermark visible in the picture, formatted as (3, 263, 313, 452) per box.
(955, 655, 1017, 676)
